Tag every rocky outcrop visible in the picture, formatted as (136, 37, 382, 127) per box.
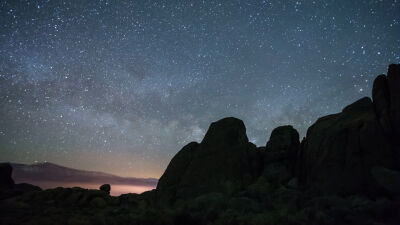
(249, 125, 301, 190)
(156, 142, 199, 191)
(297, 64, 400, 196)
(201, 117, 249, 147)
(266, 125, 299, 175)
(0, 163, 14, 190)
(1, 163, 41, 200)
(372, 74, 392, 135)
(157, 117, 262, 198)
(157, 65, 400, 201)
(157, 117, 301, 202)
(372, 64, 400, 141)
(266, 125, 299, 153)
(100, 184, 111, 195)
(387, 64, 400, 141)
(13, 183, 41, 193)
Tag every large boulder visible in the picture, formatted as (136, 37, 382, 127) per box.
(266, 125, 300, 174)
(157, 117, 262, 198)
(13, 183, 41, 193)
(156, 142, 199, 191)
(100, 184, 111, 195)
(297, 64, 400, 196)
(387, 64, 400, 141)
(252, 126, 301, 189)
(200, 117, 249, 148)
(372, 74, 392, 135)
(0, 163, 14, 190)
(372, 64, 400, 141)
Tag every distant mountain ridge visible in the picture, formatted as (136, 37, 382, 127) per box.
(9, 162, 158, 187)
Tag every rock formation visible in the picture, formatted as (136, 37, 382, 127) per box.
(387, 64, 400, 141)
(266, 125, 299, 175)
(100, 184, 111, 195)
(0, 163, 14, 190)
(372, 74, 392, 135)
(297, 64, 400, 196)
(157, 117, 263, 198)
(158, 64, 400, 199)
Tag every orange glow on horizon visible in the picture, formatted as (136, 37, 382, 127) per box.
(23, 181, 156, 196)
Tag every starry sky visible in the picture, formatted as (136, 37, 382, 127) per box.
(0, 0, 399, 178)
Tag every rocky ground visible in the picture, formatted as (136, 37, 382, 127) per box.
(1, 64, 399, 225)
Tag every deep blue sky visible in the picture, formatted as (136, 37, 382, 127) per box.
(0, 0, 399, 177)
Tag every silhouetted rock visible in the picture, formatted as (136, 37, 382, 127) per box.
(157, 117, 260, 199)
(201, 117, 248, 147)
(156, 142, 198, 191)
(372, 74, 392, 135)
(298, 97, 396, 195)
(387, 64, 400, 140)
(0, 163, 14, 190)
(266, 125, 299, 152)
(252, 126, 301, 189)
(13, 183, 41, 193)
(297, 64, 400, 196)
(266, 125, 300, 174)
(99, 184, 111, 195)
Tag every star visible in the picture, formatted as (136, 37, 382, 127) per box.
(0, 0, 398, 178)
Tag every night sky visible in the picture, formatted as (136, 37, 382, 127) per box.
(0, 0, 399, 178)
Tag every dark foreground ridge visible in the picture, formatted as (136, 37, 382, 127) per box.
(1, 64, 399, 225)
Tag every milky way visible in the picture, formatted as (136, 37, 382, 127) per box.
(0, 0, 399, 177)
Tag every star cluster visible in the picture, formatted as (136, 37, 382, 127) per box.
(0, 0, 399, 177)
